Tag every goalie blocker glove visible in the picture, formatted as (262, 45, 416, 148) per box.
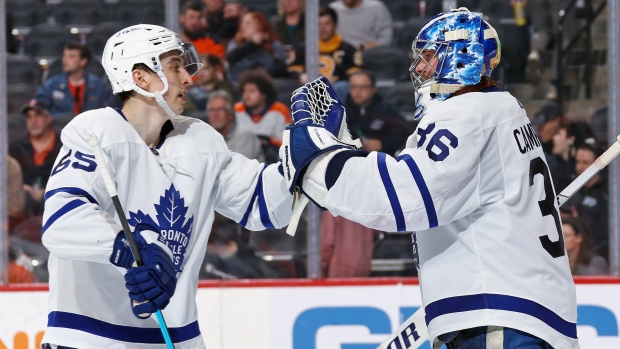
(280, 77, 368, 209)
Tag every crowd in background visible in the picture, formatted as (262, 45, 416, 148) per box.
(3, 0, 613, 282)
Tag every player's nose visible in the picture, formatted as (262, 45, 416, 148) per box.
(415, 60, 427, 75)
(180, 68, 192, 85)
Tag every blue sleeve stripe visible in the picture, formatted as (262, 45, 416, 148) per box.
(42, 199, 86, 234)
(377, 153, 406, 232)
(397, 154, 438, 228)
(240, 165, 274, 228)
(424, 293, 577, 339)
(48, 311, 201, 343)
(45, 187, 99, 205)
(256, 166, 275, 229)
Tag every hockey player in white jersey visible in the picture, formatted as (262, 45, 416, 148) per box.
(281, 8, 579, 349)
(41, 24, 293, 348)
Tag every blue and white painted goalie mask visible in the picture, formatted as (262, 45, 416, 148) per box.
(410, 8, 501, 120)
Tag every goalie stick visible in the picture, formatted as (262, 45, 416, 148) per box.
(88, 134, 175, 349)
(377, 134, 620, 349)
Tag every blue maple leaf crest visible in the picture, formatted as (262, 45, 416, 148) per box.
(128, 184, 194, 271)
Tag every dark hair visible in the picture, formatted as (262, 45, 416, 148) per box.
(202, 54, 226, 78)
(116, 63, 155, 102)
(574, 142, 601, 158)
(180, 0, 203, 14)
(567, 121, 597, 149)
(64, 41, 91, 65)
(319, 6, 338, 24)
(238, 68, 277, 104)
(562, 216, 596, 265)
(349, 70, 376, 87)
(449, 76, 502, 99)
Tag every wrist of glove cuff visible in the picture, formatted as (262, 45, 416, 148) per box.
(281, 124, 357, 195)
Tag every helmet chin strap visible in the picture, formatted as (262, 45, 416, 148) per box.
(133, 70, 179, 119)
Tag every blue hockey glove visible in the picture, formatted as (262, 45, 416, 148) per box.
(109, 223, 177, 319)
(124, 242, 177, 319)
(280, 76, 362, 208)
(110, 223, 166, 269)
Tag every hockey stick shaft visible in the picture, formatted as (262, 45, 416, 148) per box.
(557, 134, 620, 206)
(378, 134, 620, 349)
(88, 134, 175, 349)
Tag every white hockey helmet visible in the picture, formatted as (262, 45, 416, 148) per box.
(102, 24, 202, 117)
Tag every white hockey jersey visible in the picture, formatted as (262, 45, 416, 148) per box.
(325, 90, 579, 349)
(41, 107, 293, 348)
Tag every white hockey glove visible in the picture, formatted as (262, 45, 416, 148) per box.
(280, 76, 363, 209)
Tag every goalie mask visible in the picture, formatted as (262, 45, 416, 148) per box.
(102, 24, 202, 118)
(410, 7, 500, 120)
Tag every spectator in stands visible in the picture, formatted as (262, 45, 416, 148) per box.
(200, 214, 279, 279)
(271, 0, 305, 49)
(34, 42, 113, 118)
(533, 100, 562, 175)
(235, 69, 291, 163)
(7, 155, 26, 232)
(345, 70, 408, 156)
(551, 118, 576, 193)
(572, 143, 609, 261)
(551, 120, 598, 193)
(203, 0, 244, 45)
(186, 54, 235, 111)
(207, 90, 265, 161)
(288, 7, 362, 87)
(8, 239, 35, 283)
(562, 216, 608, 275)
(590, 104, 607, 148)
(179, 1, 225, 57)
(321, 211, 374, 278)
(329, 0, 393, 51)
(9, 101, 62, 217)
(226, 12, 288, 81)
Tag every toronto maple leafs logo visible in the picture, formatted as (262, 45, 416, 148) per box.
(128, 184, 194, 271)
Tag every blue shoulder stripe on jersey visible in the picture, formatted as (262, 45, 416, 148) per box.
(44, 187, 99, 205)
(424, 293, 577, 339)
(377, 153, 406, 232)
(42, 199, 87, 234)
(239, 165, 274, 229)
(48, 311, 201, 343)
(397, 154, 438, 228)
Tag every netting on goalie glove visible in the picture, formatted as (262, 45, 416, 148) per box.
(304, 79, 338, 125)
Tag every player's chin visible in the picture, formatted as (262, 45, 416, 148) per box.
(174, 97, 186, 114)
